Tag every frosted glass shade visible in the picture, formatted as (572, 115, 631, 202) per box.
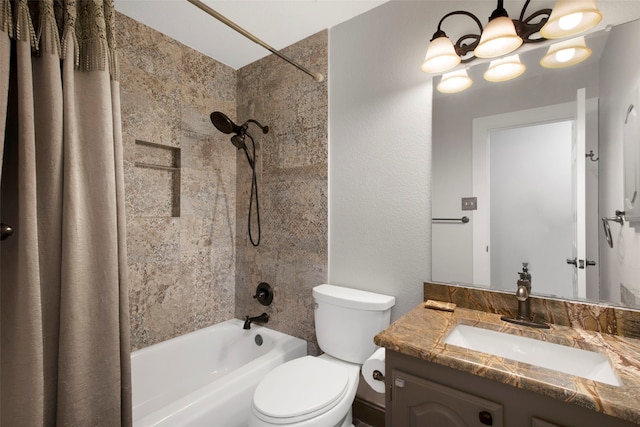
(422, 36, 461, 74)
(540, 36, 592, 68)
(484, 55, 526, 82)
(474, 16, 523, 59)
(540, 0, 602, 39)
(437, 69, 473, 93)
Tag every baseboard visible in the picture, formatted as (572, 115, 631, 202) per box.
(352, 397, 385, 427)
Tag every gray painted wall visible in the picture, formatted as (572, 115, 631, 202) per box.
(329, 1, 449, 321)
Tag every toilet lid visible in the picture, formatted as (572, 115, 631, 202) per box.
(253, 356, 349, 423)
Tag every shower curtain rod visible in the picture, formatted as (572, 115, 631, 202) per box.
(187, 0, 325, 82)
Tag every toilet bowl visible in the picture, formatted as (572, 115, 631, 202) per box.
(249, 355, 360, 427)
(247, 285, 396, 427)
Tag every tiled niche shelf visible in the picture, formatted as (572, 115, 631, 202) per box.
(134, 140, 181, 218)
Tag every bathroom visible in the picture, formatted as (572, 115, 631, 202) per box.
(3, 0, 640, 426)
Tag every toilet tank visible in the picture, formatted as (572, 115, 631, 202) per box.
(313, 284, 395, 364)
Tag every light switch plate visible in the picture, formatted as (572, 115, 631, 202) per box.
(462, 197, 477, 211)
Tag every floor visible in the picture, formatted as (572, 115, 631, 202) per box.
(353, 419, 373, 427)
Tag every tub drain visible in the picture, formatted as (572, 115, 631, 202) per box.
(255, 334, 263, 346)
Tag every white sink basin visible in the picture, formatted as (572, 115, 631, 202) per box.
(444, 324, 622, 387)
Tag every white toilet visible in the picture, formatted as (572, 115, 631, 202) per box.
(248, 284, 395, 427)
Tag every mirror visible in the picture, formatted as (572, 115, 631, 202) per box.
(432, 17, 640, 308)
(623, 97, 640, 220)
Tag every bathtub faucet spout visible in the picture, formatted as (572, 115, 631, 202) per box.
(243, 313, 269, 330)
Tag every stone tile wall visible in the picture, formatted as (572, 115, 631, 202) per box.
(117, 12, 238, 350)
(116, 12, 328, 352)
(235, 31, 329, 355)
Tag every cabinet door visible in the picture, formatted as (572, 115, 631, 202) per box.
(391, 370, 503, 427)
(532, 418, 564, 427)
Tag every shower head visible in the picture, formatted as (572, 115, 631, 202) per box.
(210, 110, 266, 170)
(210, 112, 264, 247)
(210, 111, 244, 135)
(210, 112, 269, 136)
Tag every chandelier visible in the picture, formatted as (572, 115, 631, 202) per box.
(421, 0, 603, 93)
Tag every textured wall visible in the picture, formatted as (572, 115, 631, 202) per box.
(235, 31, 329, 355)
(329, 2, 432, 322)
(117, 12, 238, 351)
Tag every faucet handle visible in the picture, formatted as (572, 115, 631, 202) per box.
(253, 282, 273, 306)
(518, 262, 532, 285)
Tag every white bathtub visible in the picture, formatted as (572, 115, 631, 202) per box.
(131, 318, 307, 427)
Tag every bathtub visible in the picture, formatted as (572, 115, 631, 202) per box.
(131, 318, 307, 427)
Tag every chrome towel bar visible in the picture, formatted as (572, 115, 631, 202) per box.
(432, 216, 469, 224)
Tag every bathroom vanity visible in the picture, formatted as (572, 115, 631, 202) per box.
(374, 283, 640, 426)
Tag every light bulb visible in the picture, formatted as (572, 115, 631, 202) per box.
(422, 35, 461, 74)
(540, 36, 591, 69)
(474, 16, 523, 59)
(559, 12, 583, 31)
(540, 0, 602, 39)
(484, 55, 526, 82)
(555, 47, 576, 63)
(437, 69, 473, 93)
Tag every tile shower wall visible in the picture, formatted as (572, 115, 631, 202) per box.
(117, 12, 238, 350)
(235, 31, 329, 355)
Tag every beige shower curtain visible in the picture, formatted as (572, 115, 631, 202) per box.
(0, 1, 131, 425)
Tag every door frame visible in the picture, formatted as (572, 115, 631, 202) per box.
(471, 97, 598, 298)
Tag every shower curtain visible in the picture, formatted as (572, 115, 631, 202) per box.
(0, 1, 131, 425)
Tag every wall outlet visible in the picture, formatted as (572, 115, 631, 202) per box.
(462, 197, 477, 211)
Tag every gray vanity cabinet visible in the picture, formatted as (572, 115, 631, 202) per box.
(385, 350, 636, 427)
(391, 370, 504, 426)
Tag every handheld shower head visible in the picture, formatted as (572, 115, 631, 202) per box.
(231, 134, 254, 168)
(210, 111, 244, 135)
(209, 110, 267, 247)
(231, 134, 246, 150)
(210, 110, 266, 169)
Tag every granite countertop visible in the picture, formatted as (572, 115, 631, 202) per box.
(374, 304, 640, 424)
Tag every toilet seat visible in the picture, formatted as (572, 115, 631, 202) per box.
(252, 356, 349, 424)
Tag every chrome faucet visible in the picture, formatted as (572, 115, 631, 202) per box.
(501, 263, 549, 329)
(243, 312, 269, 330)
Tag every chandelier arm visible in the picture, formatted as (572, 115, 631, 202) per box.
(519, 0, 532, 22)
(515, 8, 552, 42)
(454, 34, 481, 61)
(427, 1, 555, 72)
(435, 10, 484, 39)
